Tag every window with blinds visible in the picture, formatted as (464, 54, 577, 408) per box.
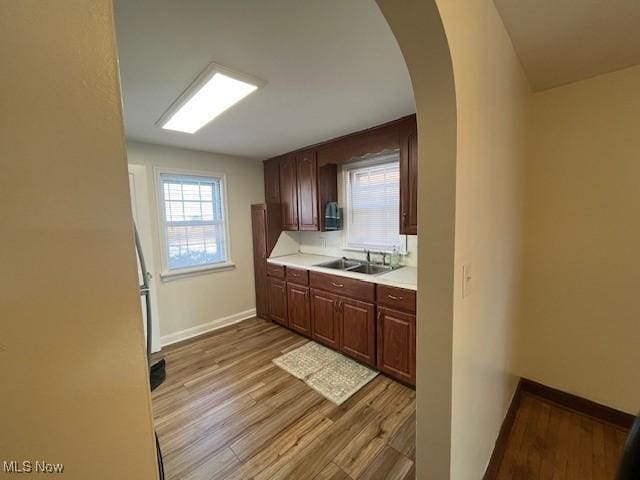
(345, 155, 404, 252)
(159, 173, 228, 271)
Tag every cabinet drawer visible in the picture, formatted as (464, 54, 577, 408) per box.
(286, 267, 309, 285)
(266, 263, 285, 279)
(376, 285, 416, 313)
(309, 271, 375, 302)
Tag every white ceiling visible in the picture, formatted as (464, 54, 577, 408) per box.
(494, 0, 640, 91)
(114, 0, 415, 160)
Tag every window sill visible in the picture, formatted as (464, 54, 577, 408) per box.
(160, 261, 236, 282)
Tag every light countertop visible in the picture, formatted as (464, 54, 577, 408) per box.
(267, 253, 417, 291)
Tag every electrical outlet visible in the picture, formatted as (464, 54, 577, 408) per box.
(462, 263, 472, 298)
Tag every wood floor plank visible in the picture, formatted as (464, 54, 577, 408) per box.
(492, 392, 627, 480)
(224, 410, 333, 480)
(389, 411, 416, 460)
(229, 386, 325, 462)
(539, 401, 562, 478)
(158, 392, 257, 453)
(603, 424, 621, 479)
(335, 392, 415, 478)
(152, 318, 416, 480)
(356, 446, 414, 480)
(180, 447, 240, 480)
(163, 402, 274, 478)
(254, 403, 379, 480)
(314, 462, 351, 480)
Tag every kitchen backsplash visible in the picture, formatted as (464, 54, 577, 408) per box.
(270, 230, 418, 267)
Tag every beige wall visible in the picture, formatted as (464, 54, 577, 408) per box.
(439, 1, 531, 479)
(126, 141, 264, 343)
(519, 64, 640, 414)
(0, 1, 158, 478)
(438, 0, 531, 480)
(379, 1, 530, 478)
(377, 1, 458, 478)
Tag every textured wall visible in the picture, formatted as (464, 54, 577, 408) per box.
(0, 1, 158, 478)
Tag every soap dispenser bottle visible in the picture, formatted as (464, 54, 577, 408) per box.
(390, 246, 400, 268)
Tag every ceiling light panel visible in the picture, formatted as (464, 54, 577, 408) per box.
(158, 63, 263, 134)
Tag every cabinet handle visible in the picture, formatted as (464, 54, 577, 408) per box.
(291, 272, 300, 277)
(331, 282, 344, 288)
(387, 294, 403, 300)
(377, 310, 382, 322)
(339, 300, 344, 313)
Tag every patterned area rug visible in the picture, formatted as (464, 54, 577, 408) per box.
(272, 341, 378, 405)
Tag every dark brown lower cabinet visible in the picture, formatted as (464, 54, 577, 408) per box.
(340, 297, 376, 367)
(287, 283, 310, 336)
(268, 277, 288, 327)
(310, 289, 340, 350)
(310, 289, 375, 367)
(377, 306, 416, 386)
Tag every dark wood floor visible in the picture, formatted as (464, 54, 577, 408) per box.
(151, 318, 416, 480)
(495, 392, 628, 480)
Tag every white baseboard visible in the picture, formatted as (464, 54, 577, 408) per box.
(160, 308, 257, 347)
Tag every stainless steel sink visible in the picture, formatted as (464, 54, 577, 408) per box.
(314, 258, 363, 270)
(348, 264, 394, 275)
(314, 257, 401, 275)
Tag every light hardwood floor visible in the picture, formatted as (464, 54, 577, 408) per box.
(151, 318, 416, 480)
(495, 393, 628, 480)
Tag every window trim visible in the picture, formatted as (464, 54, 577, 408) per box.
(154, 167, 234, 280)
(341, 153, 408, 254)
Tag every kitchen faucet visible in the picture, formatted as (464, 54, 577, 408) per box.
(364, 249, 390, 266)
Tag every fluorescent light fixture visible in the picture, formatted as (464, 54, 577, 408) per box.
(158, 63, 264, 134)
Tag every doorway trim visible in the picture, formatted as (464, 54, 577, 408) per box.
(129, 164, 162, 353)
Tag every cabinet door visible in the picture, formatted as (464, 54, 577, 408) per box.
(287, 283, 311, 336)
(264, 157, 280, 204)
(400, 121, 418, 235)
(340, 297, 376, 366)
(251, 205, 269, 319)
(268, 278, 288, 327)
(279, 155, 299, 230)
(377, 307, 416, 385)
(296, 151, 318, 231)
(310, 289, 340, 350)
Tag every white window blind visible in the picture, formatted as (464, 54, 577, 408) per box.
(345, 156, 404, 251)
(159, 173, 228, 270)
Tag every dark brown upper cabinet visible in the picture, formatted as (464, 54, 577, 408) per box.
(296, 151, 318, 231)
(265, 114, 416, 234)
(261, 159, 283, 256)
(275, 151, 335, 232)
(264, 157, 280, 204)
(400, 120, 418, 235)
(279, 154, 299, 230)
